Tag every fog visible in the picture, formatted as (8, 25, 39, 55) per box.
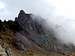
(0, 0, 75, 45)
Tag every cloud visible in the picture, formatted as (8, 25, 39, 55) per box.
(0, 0, 56, 20)
(0, 1, 12, 21)
(1, 0, 75, 20)
(0, 0, 75, 19)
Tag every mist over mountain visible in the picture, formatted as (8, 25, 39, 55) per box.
(0, 10, 75, 56)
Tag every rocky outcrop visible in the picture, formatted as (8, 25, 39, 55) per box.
(0, 45, 7, 56)
(15, 10, 54, 50)
(15, 10, 75, 54)
(15, 10, 45, 34)
(0, 43, 12, 56)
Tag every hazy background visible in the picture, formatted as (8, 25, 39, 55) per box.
(0, 0, 75, 45)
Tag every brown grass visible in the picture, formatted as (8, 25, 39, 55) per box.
(0, 30, 75, 56)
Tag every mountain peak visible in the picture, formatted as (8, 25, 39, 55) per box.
(15, 10, 75, 54)
(15, 10, 44, 33)
(20, 10, 26, 14)
(18, 10, 26, 18)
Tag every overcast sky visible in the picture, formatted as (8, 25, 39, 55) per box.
(0, 0, 75, 20)
(1, 0, 75, 44)
(0, 0, 54, 21)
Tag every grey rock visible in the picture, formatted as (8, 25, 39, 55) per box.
(15, 10, 75, 53)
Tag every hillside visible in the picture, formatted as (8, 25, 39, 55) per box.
(0, 10, 75, 56)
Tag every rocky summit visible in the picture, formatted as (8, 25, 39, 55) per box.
(15, 10, 75, 53)
(15, 10, 45, 34)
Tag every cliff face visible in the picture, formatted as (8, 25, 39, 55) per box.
(15, 10, 45, 34)
(15, 10, 75, 53)
(15, 10, 55, 50)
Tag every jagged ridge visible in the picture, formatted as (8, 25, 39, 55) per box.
(15, 10, 75, 54)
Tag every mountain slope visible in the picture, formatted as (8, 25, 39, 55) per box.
(0, 10, 75, 56)
(15, 10, 75, 54)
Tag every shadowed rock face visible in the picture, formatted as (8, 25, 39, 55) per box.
(15, 10, 45, 34)
(15, 10, 75, 53)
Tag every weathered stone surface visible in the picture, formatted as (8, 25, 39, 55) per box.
(15, 10, 45, 34)
(0, 45, 7, 56)
(15, 10, 75, 54)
